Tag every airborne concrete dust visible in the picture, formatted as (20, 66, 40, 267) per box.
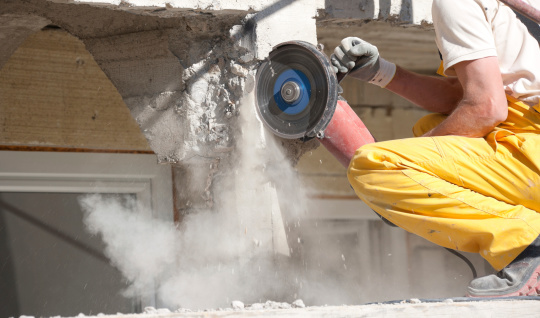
(79, 91, 359, 310)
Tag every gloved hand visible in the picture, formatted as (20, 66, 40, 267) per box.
(331, 37, 396, 87)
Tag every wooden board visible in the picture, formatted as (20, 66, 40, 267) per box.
(0, 29, 152, 151)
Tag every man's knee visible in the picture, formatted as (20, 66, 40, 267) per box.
(349, 142, 402, 173)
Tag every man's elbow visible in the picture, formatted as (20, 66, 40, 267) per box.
(487, 97, 508, 125)
(477, 98, 508, 135)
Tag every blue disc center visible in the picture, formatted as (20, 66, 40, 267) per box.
(273, 69, 311, 115)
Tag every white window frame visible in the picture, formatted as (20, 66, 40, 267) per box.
(0, 150, 174, 308)
(0, 151, 172, 219)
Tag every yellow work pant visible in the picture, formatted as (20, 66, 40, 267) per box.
(348, 96, 540, 271)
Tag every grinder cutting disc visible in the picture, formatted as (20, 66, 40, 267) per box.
(255, 41, 338, 139)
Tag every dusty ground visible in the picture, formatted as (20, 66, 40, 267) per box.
(59, 298, 540, 318)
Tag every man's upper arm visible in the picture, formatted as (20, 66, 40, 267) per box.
(420, 57, 508, 138)
(453, 56, 508, 122)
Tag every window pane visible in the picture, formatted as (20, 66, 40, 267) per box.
(0, 192, 136, 317)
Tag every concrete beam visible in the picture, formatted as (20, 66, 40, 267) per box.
(49, 0, 323, 11)
(48, 0, 433, 26)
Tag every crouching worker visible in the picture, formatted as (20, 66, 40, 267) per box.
(332, 0, 540, 297)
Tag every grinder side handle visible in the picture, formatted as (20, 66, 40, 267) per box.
(335, 58, 365, 83)
(336, 71, 348, 83)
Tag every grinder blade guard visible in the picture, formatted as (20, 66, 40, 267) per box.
(255, 41, 339, 139)
(255, 41, 376, 167)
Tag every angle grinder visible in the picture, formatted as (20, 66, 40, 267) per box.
(254, 40, 375, 167)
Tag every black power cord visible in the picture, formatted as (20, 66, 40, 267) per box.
(444, 247, 478, 279)
(374, 210, 479, 279)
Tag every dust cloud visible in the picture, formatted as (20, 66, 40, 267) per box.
(79, 92, 363, 310)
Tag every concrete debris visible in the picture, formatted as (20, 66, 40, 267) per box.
(173, 308, 193, 313)
(231, 301, 244, 310)
(143, 307, 171, 314)
(292, 299, 306, 308)
(230, 63, 249, 77)
(145, 299, 310, 314)
(245, 301, 292, 310)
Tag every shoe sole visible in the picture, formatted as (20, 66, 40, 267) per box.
(467, 263, 540, 297)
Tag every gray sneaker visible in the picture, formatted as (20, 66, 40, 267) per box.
(467, 238, 540, 297)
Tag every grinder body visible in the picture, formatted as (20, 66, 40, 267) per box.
(319, 100, 374, 167)
(255, 41, 375, 167)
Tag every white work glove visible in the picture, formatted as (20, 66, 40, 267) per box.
(331, 37, 396, 87)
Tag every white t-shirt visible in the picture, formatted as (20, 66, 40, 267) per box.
(432, 0, 540, 106)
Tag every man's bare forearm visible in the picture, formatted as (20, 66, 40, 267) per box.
(409, 57, 508, 138)
(385, 66, 463, 114)
(423, 100, 504, 137)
